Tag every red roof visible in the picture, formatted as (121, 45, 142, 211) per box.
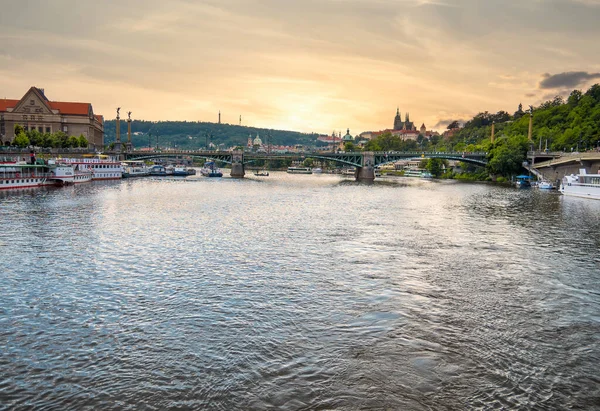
(95, 114, 104, 124)
(0, 99, 19, 112)
(49, 101, 90, 115)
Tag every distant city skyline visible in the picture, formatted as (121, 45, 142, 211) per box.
(1, 0, 599, 134)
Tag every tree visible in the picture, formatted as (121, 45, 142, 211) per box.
(426, 158, 446, 177)
(344, 142, 355, 151)
(26, 129, 42, 147)
(14, 124, 24, 136)
(447, 120, 460, 129)
(486, 135, 528, 178)
(78, 134, 88, 148)
(13, 132, 30, 148)
(303, 158, 314, 167)
(67, 136, 79, 148)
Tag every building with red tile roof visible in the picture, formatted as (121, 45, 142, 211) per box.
(0, 87, 104, 148)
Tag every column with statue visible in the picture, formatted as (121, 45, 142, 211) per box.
(114, 107, 121, 153)
(126, 111, 133, 152)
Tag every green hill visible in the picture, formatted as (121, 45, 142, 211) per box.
(103, 120, 320, 150)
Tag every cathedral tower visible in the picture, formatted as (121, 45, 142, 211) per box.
(394, 108, 403, 130)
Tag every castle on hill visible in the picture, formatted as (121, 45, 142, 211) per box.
(368, 108, 435, 141)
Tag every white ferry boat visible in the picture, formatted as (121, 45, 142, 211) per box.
(61, 156, 122, 181)
(287, 167, 313, 174)
(0, 162, 75, 190)
(560, 169, 600, 200)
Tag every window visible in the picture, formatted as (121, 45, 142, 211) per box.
(23, 115, 27, 120)
(30, 100, 34, 105)
(38, 126, 43, 132)
(46, 127, 51, 133)
(30, 115, 35, 120)
(63, 126, 68, 133)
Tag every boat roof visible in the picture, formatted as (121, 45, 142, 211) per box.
(0, 163, 49, 168)
(516, 175, 532, 179)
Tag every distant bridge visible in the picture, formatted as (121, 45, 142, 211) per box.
(123, 150, 488, 180)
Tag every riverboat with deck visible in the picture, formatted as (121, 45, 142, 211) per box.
(61, 156, 122, 181)
(0, 162, 75, 190)
(560, 169, 600, 200)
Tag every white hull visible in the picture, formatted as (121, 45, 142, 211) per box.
(560, 171, 600, 200)
(560, 186, 600, 200)
(0, 177, 51, 190)
(287, 167, 313, 174)
(73, 172, 93, 184)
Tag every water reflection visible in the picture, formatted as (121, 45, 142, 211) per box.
(1, 175, 598, 410)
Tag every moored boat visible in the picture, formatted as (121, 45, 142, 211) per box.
(61, 156, 122, 181)
(560, 169, 600, 200)
(515, 175, 532, 188)
(201, 161, 223, 177)
(149, 165, 167, 176)
(0, 162, 52, 190)
(538, 181, 555, 190)
(287, 167, 312, 174)
(121, 161, 150, 178)
(173, 165, 191, 176)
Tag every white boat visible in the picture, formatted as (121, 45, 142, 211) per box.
(560, 169, 600, 200)
(538, 181, 554, 190)
(340, 168, 355, 176)
(121, 161, 150, 178)
(61, 156, 122, 181)
(0, 162, 51, 190)
(287, 167, 312, 174)
(312, 167, 323, 174)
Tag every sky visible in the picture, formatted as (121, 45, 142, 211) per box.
(1, 0, 600, 134)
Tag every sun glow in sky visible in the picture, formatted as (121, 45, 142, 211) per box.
(1, 0, 600, 134)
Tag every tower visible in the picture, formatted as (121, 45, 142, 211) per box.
(394, 108, 403, 130)
(239, 115, 241, 126)
(218, 110, 221, 124)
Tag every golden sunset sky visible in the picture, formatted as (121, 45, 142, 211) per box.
(1, 0, 600, 134)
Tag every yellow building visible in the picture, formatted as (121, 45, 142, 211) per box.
(0, 87, 104, 148)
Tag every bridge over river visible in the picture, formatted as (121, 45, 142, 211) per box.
(124, 150, 488, 181)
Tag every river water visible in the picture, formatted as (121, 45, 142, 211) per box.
(1, 173, 599, 410)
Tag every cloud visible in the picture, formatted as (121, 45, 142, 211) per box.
(538, 71, 600, 89)
(433, 118, 467, 129)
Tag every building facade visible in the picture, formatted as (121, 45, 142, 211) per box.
(0, 87, 104, 148)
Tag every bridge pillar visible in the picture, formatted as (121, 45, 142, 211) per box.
(356, 151, 375, 182)
(230, 150, 245, 178)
